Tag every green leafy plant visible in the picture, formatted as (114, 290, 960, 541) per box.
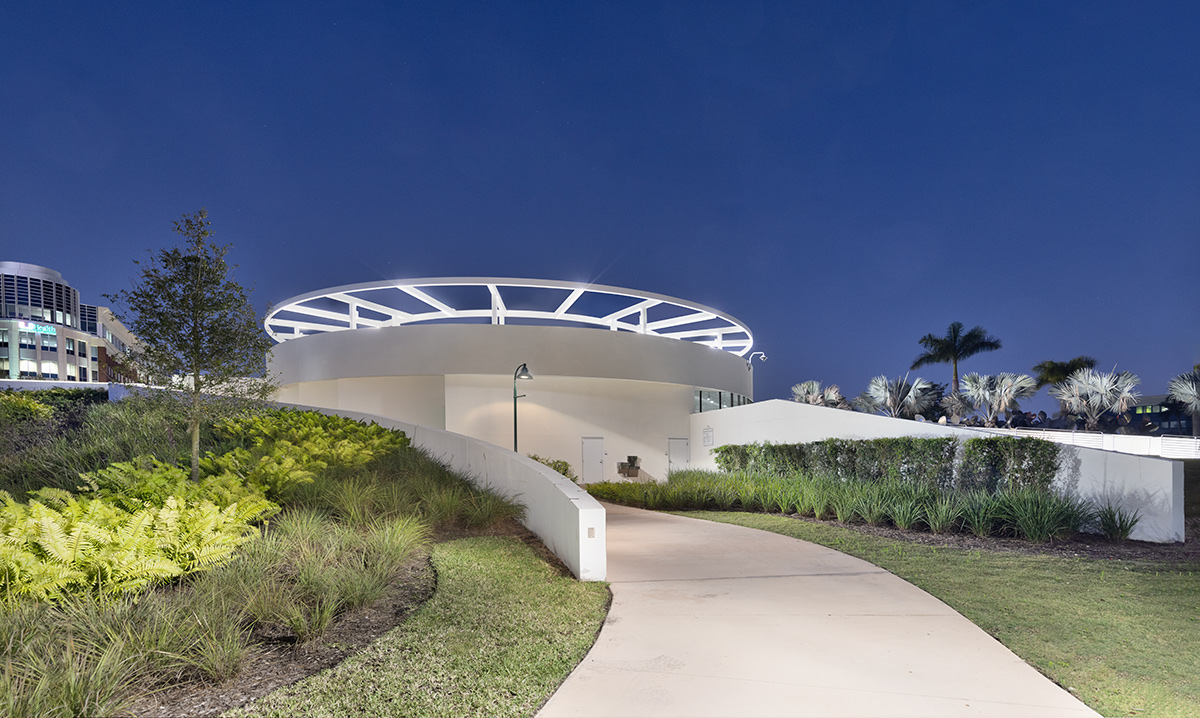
(526, 454, 579, 483)
(1095, 501, 1141, 542)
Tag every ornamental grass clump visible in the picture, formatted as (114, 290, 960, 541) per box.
(1095, 501, 1141, 542)
(925, 494, 964, 534)
(996, 487, 1094, 543)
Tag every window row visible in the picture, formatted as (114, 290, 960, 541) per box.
(693, 389, 751, 413)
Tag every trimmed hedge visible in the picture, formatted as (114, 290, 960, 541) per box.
(713, 436, 1059, 493)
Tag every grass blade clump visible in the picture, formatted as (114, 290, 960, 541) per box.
(1095, 501, 1141, 542)
(925, 494, 964, 534)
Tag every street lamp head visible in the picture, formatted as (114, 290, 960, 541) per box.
(515, 363, 533, 380)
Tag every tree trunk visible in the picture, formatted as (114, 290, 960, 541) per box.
(951, 358, 959, 395)
(190, 418, 201, 482)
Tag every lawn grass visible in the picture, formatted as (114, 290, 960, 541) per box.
(226, 536, 610, 718)
(681, 511, 1200, 718)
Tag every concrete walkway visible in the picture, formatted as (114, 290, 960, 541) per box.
(538, 503, 1098, 717)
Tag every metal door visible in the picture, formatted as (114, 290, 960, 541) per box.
(667, 438, 690, 474)
(581, 437, 604, 484)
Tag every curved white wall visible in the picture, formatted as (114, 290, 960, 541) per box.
(272, 323, 752, 481)
(280, 403, 606, 581)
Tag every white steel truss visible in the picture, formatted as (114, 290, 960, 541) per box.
(265, 277, 753, 356)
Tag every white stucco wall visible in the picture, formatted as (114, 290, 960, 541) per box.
(690, 400, 1184, 543)
(279, 403, 607, 582)
(445, 374, 693, 481)
(270, 323, 750, 481)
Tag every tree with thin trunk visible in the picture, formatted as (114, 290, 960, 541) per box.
(1048, 368, 1140, 432)
(910, 322, 1002, 394)
(1167, 370, 1200, 437)
(105, 209, 276, 481)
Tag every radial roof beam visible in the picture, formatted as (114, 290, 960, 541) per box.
(646, 311, 716, 332)
(553, 288, 585, 318)
(397, 286, 456, 316)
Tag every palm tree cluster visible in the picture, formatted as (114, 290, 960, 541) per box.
(786, 319, 1198, 434)
(1048, 369, 1140, 432)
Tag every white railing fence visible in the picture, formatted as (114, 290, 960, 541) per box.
(966, 426, 1200, 460)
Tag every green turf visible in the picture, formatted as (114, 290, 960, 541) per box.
(678, 511, 1200, 718)
(225, 536, 610, 718)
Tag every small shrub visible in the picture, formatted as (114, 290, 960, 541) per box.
(527, 454, 579, 483)
(925, 494, 964, 534)
(959, 491, 997, 537)
(997, 488, 1093, 543)
(1096, 501, 1141, 542)
(888, 498, 924, 531)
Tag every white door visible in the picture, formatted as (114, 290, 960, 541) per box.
(667, 438, 690, 474)
(581, 437, 604, 484)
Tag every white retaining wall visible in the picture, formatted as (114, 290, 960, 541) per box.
(282, 404, 607, 581)
(690, 400, 1184, 543)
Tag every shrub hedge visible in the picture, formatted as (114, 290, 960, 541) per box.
(713, 436, 1060, 493)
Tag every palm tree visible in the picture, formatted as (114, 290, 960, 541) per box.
(960, 372, 1038, 427)
(1167, 370, 1200, 437)
(911, 322, 1002, 394)
(1033, 356, 1098, 417)
(1048, 368, 1140, 432)
(1032, 356, 1097, 388)
(854, 375, 936, 419)
(940, 391, 975, 424)
(790, 380, 850, 409)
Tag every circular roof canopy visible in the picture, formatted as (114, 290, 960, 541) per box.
(265, 277, 753, 356)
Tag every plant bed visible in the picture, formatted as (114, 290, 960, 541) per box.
(123, 552, 436, 718)
(747, 511, 1200, 565)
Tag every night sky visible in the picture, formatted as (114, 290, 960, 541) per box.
(2, 2, 1197, 409)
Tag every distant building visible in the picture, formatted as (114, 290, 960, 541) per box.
(0, 261, 136, 383)
(1130, 394, 1194, 436)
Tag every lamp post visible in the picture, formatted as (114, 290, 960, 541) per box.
(513, 362, 532, 452)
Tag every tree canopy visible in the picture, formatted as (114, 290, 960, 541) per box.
(105, 209, 275, 480)
(1032, 356, 1098, 389)
(910, 322, 1002, 394)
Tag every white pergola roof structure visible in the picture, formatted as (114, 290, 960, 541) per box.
(265, 277, 754, 356)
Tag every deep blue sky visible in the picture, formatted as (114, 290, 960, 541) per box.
(2, 2, 1197, 408)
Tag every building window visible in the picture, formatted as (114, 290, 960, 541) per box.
(79, 365, 88, 382)
(41, 334, 57, 352)
(41, 360, 58, 379)
(66, 363, 77, 380)
(19, 332, 36, 350)
(19, 358, 37, 378)
(0, 329, 7, 347)
(65, 337, 75, 355)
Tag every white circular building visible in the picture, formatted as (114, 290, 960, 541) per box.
(267, 278, 754, 482)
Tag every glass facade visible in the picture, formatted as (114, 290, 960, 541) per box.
(693, 388, 751, 413)
(0, 264, 133, 383)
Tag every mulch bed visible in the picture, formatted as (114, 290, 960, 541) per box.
(123, 520, 556, 718)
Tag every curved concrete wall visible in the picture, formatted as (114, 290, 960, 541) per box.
(281, 403, 607, 582)
(271, 323, 753, 480)
(271, 323, 753, 397)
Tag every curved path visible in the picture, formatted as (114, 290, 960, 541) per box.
(539, 503, 1098, 717)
